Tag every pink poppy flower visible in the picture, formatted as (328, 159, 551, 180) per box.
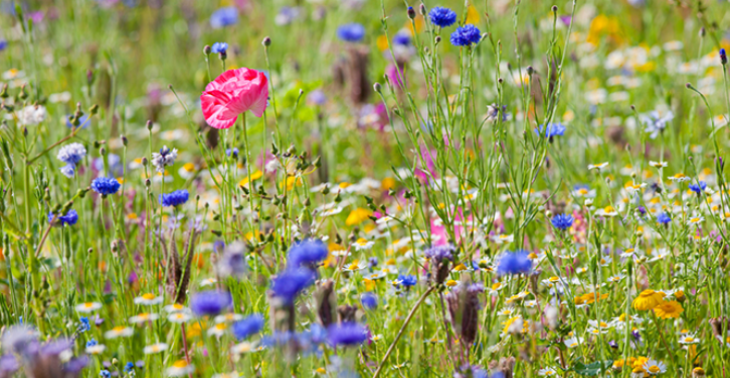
(200, 68, 268, 129)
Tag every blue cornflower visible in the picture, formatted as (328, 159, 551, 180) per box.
(551, 214, 574, 230)
(428, 7, 457, 27)
(641, 110, 674, 139)
(57, 143, 86, 165)
(57, 142, 87, 178)
(79, 317, 90, 333)
(327, 322, 367, 347)
(226, 147, 239, 158)
(536, 123, 566, 138)
(496, 250, 532, 276)
(159, 189, 189, 207)
(210, 7, 238, 28)
(361, 293, 378, 310)
(232, 314, 264, 340)
(721, 48, 727, 65)
(287, 239, 328, 269)
(65, 114, 90, 128)
(99, 369, 111, 378)
(450, 24, 481, 46)
(48, 209, 78, 226)
(688, 181, 707, 194)
(656, 213, 672, 224)
(86, 339, 98, 348)
(190, 291, 232, 316)
(397, 274, 417, 287)
(0, 40, 7, 51)
(393, 33, 411, 46)
(424, 245, 455, 262)
(91, 177, 121, 196)
(337, 23, 365, 43)
(367, 257, 379, 269)
(270, 268, 314, 305)
(0, 354, 18, 375)
(123, 362, 135, 373)
(211, 42, 228, 54)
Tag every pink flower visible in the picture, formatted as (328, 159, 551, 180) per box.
(200, 68, 268, 129)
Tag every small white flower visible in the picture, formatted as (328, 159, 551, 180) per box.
(134, 293, 164, 305)
(129, 312, 159, 324)
(166, 360, 195, 377)
(17, 105, 47, 126)
(75, 302, 102, 313)
(143, 342, 169, 355)
(85, 344, 106, 355)
(642, 359, 667, 375)
(105, 326, 134, 339)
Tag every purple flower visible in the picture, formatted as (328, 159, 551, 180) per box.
(688, 181, 707, 194)
(190, 291, 232, 316)
(657, 213, 671, 224)
(232, 314, 264, 340)
(496, 250, 532, 276)
(0, 354, 19, 375)
(424, 245, 455, 262)
(360, 293, 378, 310)
(210, 7, 238, 28)
(287, 239, 328, 269)
(270, 269, 314, 305)
(91, 177, 121, 196)
(397, 274, 417, 287)
(211, 42, 228, 54)
(48, 209, 78, 226)
(337, 23, 365, 42)
(450, 25, 481, 46)
(158, 189, 189, 207)
(550, 214, 573, 230)
(428, 7, 457, 27)
(327, 322, 367, 347)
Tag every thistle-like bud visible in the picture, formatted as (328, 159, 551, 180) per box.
(446, 280, 483, 347)
(419, 3, 426, 15)
(315, 280, 337, 327)
(121, 135, 128, 146)
(146, 119, 153, 131)
(337, 305, 357, 323)
(89, 104, 99, 115)
(262, 36, 272, 47)
(373, 82, 382, 93)
(19, 84, 28, 100)
(203, 45, 212, 55)
(425, 245, 454, 285)
(721, 48, 727, 65)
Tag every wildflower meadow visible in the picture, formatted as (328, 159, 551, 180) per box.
(1, 0, 730, 377)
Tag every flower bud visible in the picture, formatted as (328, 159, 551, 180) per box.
(407, 6, 416, 19)
(203, 45, 212, 55)
(262, 36, 272, 47)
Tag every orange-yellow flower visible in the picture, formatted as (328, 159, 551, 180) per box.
(653, 300, 683, 319)
(632, 289, 665, 311)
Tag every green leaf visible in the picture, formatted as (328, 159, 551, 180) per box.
(573, 360, 613, 376)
